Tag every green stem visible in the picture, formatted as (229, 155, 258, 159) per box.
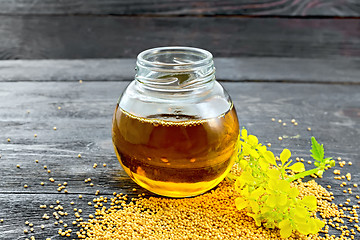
(227, 172, 238, 180)
(286, 168, 319, 182)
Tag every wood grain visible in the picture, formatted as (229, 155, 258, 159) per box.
(0, 80, 360, 239)
(0, 58, 359, 83)
(0, 16, 359, 60)
(0, 0, 359, 16)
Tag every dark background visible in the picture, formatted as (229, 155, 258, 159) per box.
(1, 1, 360, 239)
(0, 0, 359, 60)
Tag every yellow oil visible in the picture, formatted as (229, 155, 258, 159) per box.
(112, 105, 239, 197)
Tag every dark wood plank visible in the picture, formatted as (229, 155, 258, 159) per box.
(1, 57, 359, 83)
(0, 0, 359, 17)
(0, 81, 359, 239)
(0, 16, 359, 60)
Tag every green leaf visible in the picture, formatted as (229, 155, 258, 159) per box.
(280, 149, 291, 165)
(310, 137, 324, 162)
(288, 162, 305, 172)
(235, 197, 248, 211)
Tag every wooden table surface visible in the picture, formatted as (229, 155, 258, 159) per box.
(0, 58, 359, 239)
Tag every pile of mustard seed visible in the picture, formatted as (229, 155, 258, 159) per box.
(77, 176, 345, 240)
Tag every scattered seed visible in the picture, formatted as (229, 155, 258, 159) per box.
(267, 143, 271, 147)
(16, 164, 20, 168)
(7, 138, 11, 142)
(294, 122, 298, 126)
(271, 118, 275, 122)
(78, 154, 82, 158)
(79, 195, 82, 199)
(291, 119, 296, 123)
(24, 184, 28, 188)
(34, 134, 37, 138)
(35, 160, 39, 163)
(278, 137, 283, 141)
(58, 106, 61, 110)
(53, 127, 57, 130)
(307, 127, 311, 131)
(282, 123, 286, 126)
(103, 163, 107, 167)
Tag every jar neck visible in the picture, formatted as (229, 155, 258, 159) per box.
(135, 47, 215, 92)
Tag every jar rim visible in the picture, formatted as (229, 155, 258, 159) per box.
(137, 46, 213, 68)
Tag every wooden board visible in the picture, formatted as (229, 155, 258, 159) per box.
(0, 16, 359, 59)
(0, 80, 360, 239)
(0, 0, 359, 16)
(0, 58, 360, 83)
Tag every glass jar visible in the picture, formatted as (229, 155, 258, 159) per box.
(112, 46, 239, 197)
